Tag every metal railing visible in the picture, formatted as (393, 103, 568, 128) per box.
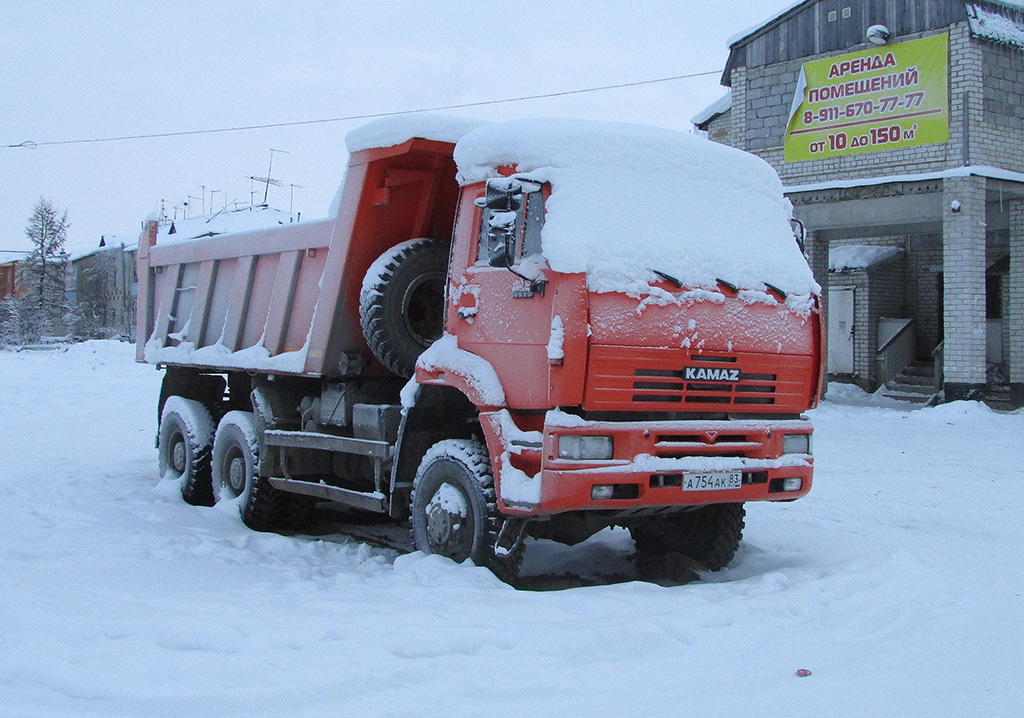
(876, 318, 916, 387)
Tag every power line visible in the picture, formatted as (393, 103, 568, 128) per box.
(3, 71, 718, 149)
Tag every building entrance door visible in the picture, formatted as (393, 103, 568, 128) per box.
(828, 286, 855, 374)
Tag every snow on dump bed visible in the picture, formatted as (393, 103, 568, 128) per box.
(345, 114, 487, 153)
(455, 118, 818, 297)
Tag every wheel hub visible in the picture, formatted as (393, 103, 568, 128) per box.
(424, 482, 471, 560)
(227, 455, 246, 495)
(171, 438, 187, 473)
(426, 504, 459, 545)
(403, 271, 444, 347)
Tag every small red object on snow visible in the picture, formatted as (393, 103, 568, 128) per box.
(796, 669, 812, 677)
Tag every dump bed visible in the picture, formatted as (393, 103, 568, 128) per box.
(137, 137, 461, 377)
(137, 217, 333, 374)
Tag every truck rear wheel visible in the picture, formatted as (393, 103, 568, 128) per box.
(159, 396, 216, 506)
(630, 503, 745, 572)
(410, 439, 522, 583)
(211, 411, 292, 531)
(360, 238, 448, 378)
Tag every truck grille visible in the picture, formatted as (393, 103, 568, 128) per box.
(633, 362, 777, 406)
(584, 346, 813, 413)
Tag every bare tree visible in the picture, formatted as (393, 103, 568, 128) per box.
(17, 198, 71, 341)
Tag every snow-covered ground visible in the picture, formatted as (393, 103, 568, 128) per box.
(1, 341, 1021, 717)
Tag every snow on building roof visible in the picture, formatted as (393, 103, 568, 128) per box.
(154, 205, 298, 245)
(691, 90, 732, 128)
(829, 245, 902, 272)
(967, 3, 1024, 48)
(345, 114, 488, 154)
(70, 235, 138, 262)
(454, 117, 817, 297)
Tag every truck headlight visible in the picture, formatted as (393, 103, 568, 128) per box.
(558, 435, 613, 460)
(783, 433, 811, 455)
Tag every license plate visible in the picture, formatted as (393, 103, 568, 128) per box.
(683, 472, 742, 491)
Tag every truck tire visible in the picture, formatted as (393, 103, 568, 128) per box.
(159, 396, 216, 506)
(410, 439, 522, 583)
(630, 503, 745, 572)
(211, 411, 292, 531)
(360, 238, 448, 378)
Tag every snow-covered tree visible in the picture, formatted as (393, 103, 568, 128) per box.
(17, 198, 71, 341)
(0, 296, 28, 346)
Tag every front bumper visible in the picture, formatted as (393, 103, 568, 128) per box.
(496, 413, 813, 516)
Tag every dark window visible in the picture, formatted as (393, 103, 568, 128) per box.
(987, 273, 1002, 320)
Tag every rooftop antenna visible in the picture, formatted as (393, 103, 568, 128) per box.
(289, 183, 303, 214)
(247, 174, 283, 206)
(256, 148, 288, 205)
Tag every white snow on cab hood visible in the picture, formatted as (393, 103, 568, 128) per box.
(454, 118, 817, 297)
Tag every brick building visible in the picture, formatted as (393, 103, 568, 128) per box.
(695, 0, 1024, 407)
(0, 260, 20, 299)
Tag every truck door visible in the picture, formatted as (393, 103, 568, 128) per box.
(453, 181, 557, 408)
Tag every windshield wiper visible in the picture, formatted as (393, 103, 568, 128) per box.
(651, 269, 683, 287)
(716, 277, 738, 294)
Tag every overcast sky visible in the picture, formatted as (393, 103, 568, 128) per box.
(0, 0, 796, 256)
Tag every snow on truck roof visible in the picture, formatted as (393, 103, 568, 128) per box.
(344, 115, 817, 298)
(456, 118, 816, 298)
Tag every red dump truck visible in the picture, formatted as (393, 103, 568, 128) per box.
(138, 116, 823, 582)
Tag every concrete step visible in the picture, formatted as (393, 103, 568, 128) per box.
(985, 386, 1012, 411)
(885, 379, 938, 394)
(893, 373, 938, 387)
(901, 366, 936, 379)
(879, 389, 938, 404)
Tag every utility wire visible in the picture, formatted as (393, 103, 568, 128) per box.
(4, 70, 718, 149)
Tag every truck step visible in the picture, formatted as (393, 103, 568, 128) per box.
(268, 477, 388, 513)
(265, 429, 392, 458)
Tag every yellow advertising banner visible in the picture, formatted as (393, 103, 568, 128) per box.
(784, 33, 949, 162)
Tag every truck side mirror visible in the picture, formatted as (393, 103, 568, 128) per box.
(479, 178, 524, 268)
(487, 209, 517, 268)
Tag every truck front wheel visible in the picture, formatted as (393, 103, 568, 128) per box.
(410, 439, 522, 583)
(630, 503, 746, 572)
(158, 396, 216, 506)
(211, 411, 291, 531)
(360, 238, 448, 378)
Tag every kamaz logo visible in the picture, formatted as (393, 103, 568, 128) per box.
(684, 367, 741, 382)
